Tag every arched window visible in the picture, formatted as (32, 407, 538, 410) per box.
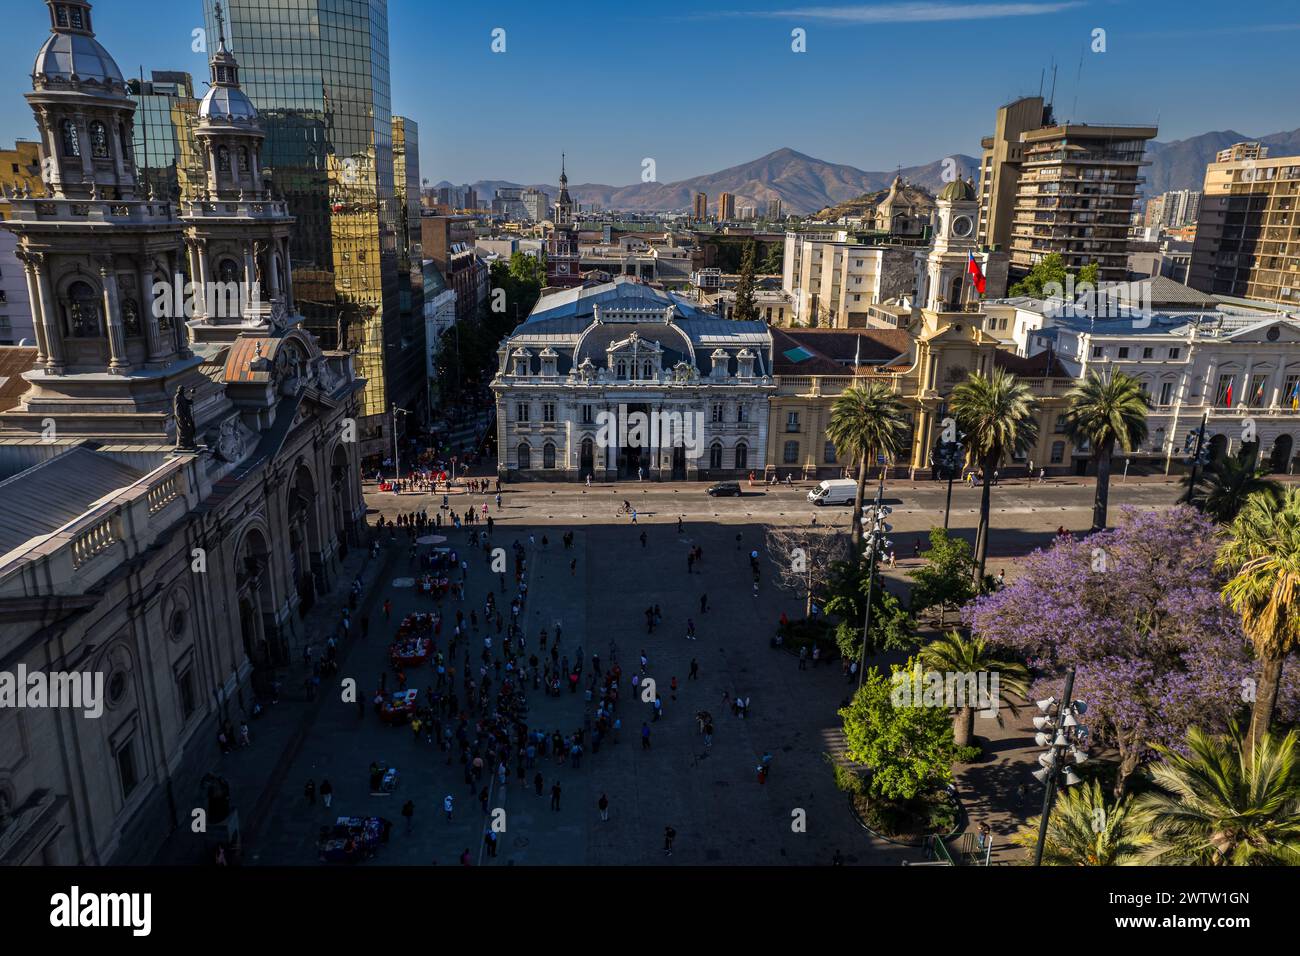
(120, 123, 132, 161)
(218, 258, 240, 283)
(710, 442, 723, 470)
(823, 441, 836, 464)
(217, 146, 231, 172)
(616, 359, 626, 379)
(735, 442, 748, 470)
(153, 273, 172, 330)
(89, 121, 109, 159)
(61, 119, 80, 158)
(121, 298, 142, 337)
(238, 147, 250, 172)
(517, 444, 531, 470)
(543, 443, 556, 469)
(643, 360, 652, 379)
(65, 281, 100, 337)
(948, 275, 964, 307)
(1050, 440, 1065, 465)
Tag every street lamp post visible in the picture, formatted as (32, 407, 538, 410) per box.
(1031, 667, 1089, 866)
(1181, 412, 1210, 504)
(857, 468, 893, 688)
(391, 404, 409, 485)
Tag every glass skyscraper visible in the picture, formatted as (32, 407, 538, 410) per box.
(203, 0, 401, 430)
(127, 71, 203, 203)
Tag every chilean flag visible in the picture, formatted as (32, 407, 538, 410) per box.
(967, 252, 986, 296)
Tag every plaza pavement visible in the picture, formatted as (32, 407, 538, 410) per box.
(168, 469, 1257, 865)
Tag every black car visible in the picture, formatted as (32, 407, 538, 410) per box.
(706, 482, 742, 497)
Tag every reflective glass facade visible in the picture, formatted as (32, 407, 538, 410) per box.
(392, 115, 425, 412)
(127, 71, 203, 202)
(204, 0, 399, 422)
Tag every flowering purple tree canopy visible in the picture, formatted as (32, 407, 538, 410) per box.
(963, 506, 1299, 788)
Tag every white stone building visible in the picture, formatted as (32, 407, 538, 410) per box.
(491, 277, 775, 480)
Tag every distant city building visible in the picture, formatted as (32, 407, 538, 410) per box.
(718, 192, 736, 221)
(522, 187, 549, 222)
(1009, 122, 1158, 283)
(1145, 189, 1201, 230)
(1189, 150, 1300, 304)
(421, 215, 488, 321)
(491, 186, 528, 220)
(766, 198, 783, 221)
(1217, 141, 1269, 164)
(693, 192, 708, 220)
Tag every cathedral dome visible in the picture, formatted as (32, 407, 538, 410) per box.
(32, 27, 124, 87)
(937, 177, 976, 202)
(199, 84, 258, 122)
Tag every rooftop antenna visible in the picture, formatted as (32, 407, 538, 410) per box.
(1070, 45, 1084, 122)
(1037, 68, 1044, 100)
(1047, 60, 1058, 113)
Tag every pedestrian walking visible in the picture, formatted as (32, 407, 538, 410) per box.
(689, 658, 699, 679)
(664, 825, 676, 857)
(598, 793, 609, 822)
(444, 794, 454, 820)
(550, 781, 562, 811)
(305, 779, 316, 804)
(641, 722, 652, 749)
(320, 779, 333, 808)
(402, 799, 415, 832)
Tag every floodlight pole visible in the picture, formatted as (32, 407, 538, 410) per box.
(1033, 666, 1077, 867)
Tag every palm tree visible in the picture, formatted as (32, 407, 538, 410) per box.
(826, 381, 910, 554)
(1063, 371, 1150, 532)
(1137, 725, 1300, 865)
(949, 369, 1039, 582)
(1217, 488, 1300, 755)
(1013, 781, 1149, 865)
(1186, 455, 1281, 523)
(918, 630, 1030, 749)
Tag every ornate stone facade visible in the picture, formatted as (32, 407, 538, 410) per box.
(0, 1, 365, 865)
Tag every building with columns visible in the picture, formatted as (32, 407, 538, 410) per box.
(0, 0, 365, 865)
(492, 277, 775, 480)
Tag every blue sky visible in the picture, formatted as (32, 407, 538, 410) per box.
(2, 0, 1297, 186)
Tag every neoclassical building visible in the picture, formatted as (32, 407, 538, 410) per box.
(0, 1, 364, 865)
(492, 277, 776, 480)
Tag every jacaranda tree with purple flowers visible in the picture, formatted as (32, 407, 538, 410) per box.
(963, 505, 1299, 796)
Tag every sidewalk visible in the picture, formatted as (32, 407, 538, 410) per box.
(153, 534, 394, 864)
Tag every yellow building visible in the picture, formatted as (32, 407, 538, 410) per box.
(766, 316, 1073, 479)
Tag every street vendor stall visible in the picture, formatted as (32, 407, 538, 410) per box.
(389, 635, 433, 668)
(377, 689, 419, 724)
(318, 816, 388, 863)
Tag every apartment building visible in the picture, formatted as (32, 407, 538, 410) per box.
(1188, 147, 1300, 305)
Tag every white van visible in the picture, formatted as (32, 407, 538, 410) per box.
(807, 478, 857, 505)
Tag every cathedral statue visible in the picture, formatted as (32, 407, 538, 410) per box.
(174, 385, 197, 450)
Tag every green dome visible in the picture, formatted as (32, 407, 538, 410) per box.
(938, 178, 975, 202)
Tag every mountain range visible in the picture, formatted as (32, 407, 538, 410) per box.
(439, 128, 1300, 216)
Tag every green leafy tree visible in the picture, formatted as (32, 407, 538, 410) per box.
(1186, 456, 1281, 524)
(907, 527, 976, 625)
(916, 630, 1030, 748)
(1013, 781, 1150, 865)
(949, 369, 1039, 582)
(824, 560, 913, 659)
(1007, 252, 1099, 297)
(826, 381, 911, 554)
(732, 240, 758, 322)
(839, 659, 956, 801)
(1217, 489, 1300, 755)
(1137, 725, 1300, 865)
(1063, 371, 1151, 531)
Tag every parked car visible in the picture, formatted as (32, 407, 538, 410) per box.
(706, 481, 742, 497)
